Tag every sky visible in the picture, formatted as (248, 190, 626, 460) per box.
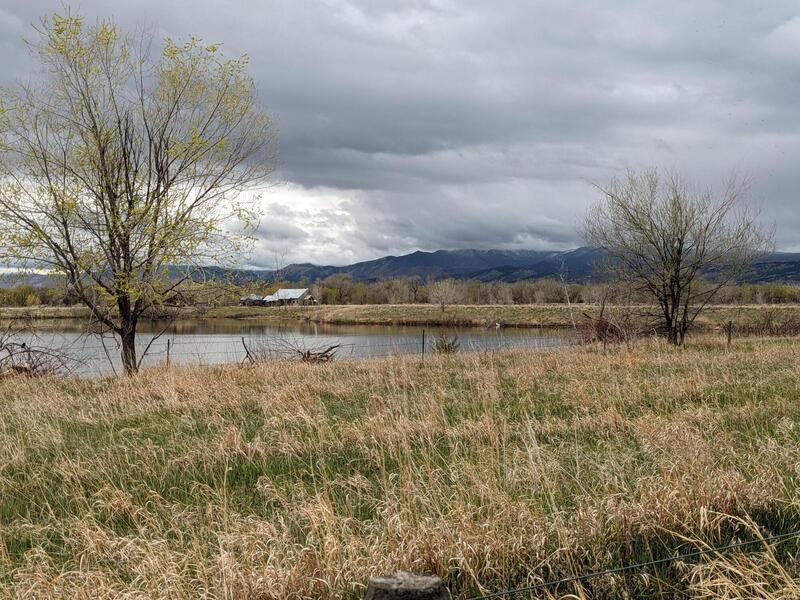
(2, 1, 800, 267)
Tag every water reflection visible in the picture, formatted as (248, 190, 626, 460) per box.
(10, 319, 571, 377)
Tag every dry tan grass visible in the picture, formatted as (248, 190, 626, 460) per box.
(684, 516, 800, 599)
(1, 338, 800, 598)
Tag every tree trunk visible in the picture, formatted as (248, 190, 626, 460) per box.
(667, 328, 678, 345)
(117, 291, 140, 375)
(676, 320, 689, 346)
(663, 296, 683, 345)
(120, 325, 138, 375)
(662, 304, 678, 345)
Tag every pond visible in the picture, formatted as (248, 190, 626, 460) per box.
(10, 319, 574, 377)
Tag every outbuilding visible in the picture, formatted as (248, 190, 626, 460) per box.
(239, 293, 265, 306)
(262, 288, 316, 306)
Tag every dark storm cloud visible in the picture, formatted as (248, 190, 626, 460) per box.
(3, 1, 800, 265)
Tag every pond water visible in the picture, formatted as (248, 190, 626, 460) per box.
(11, 319, 573, 377)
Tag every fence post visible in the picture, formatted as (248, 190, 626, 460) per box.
(166, 339, 171, 366)
(421, 329, 425, 361)
(364, 572, 448, 600)
(726, 320, 733, 349)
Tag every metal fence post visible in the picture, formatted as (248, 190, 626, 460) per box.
(421, 329, 425, 361)
(727, 320, 733, 349)
(364, 572, 448, 600)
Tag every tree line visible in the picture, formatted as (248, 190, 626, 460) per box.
(300, 277, 798, 307)
(4, 277, 799, 309)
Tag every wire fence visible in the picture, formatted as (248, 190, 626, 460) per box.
(466, 528, 800, 600)
(11, 314, 798, 377)
(12, 328, 574, 377)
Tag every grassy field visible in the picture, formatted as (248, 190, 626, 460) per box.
(2, 339, 800, 598)
(4, 302, 800, 331)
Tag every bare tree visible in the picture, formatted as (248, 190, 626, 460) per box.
(408, 276, 422, 303)
(558, 265, 577, 331)
(428, 279, 462, 311)
(0, 11, 276, 373)
(583, 169, 773, 345)
(271, 247, 290, 283)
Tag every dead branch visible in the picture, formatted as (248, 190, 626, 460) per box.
(244, 334, 341, 364)
(298, 344, 340, 363)
(0, 323, 80, 377)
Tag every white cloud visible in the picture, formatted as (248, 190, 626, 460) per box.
(765, 16, 800, 62)
(246, 184, 367, 266)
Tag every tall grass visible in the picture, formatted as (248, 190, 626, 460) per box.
(1, 339, 800, 598)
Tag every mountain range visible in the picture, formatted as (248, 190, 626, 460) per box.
(199, 247, 800, 285)
(268, 247, 600, 283)
(9, 247, 800, 288)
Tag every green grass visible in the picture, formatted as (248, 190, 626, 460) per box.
(2, 339, 800, 597)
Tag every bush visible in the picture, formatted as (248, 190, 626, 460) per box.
(431, 333, 460, 354)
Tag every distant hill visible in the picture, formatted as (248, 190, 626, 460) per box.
(740, 252, 800, 283)
(0, 272, 62, 289)
(267, 248, 800, 285)
(11, 248, 800, 287)
(256, 247, 603, 284)
(161, 249, 591, 285)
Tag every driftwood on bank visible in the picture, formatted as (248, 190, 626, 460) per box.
(0, 323, 78, 377)
(242, 335, 341, 364)
(297, 344, 340, 363)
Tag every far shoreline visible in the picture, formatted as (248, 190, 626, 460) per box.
(0, 302, 798, 332)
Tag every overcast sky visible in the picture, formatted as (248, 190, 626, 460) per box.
(2, 1, 800, 266)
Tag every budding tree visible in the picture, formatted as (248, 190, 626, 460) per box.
(0, 12, 276, 373)
(583, 169, 773, 345)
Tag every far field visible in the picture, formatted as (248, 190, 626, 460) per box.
(2, 338, 800, 597)
(2, 302, 800, 331)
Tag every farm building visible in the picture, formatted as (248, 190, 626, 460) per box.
(262, 288, 316, 306)
(239, 293, 264, 306)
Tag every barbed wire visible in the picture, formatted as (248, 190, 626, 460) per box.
(466, 529, 800, 600)
(5, 330, 573, 376)
(45, 336, 553, 352)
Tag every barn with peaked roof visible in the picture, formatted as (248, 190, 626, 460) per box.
(262, 288, 316, 306)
